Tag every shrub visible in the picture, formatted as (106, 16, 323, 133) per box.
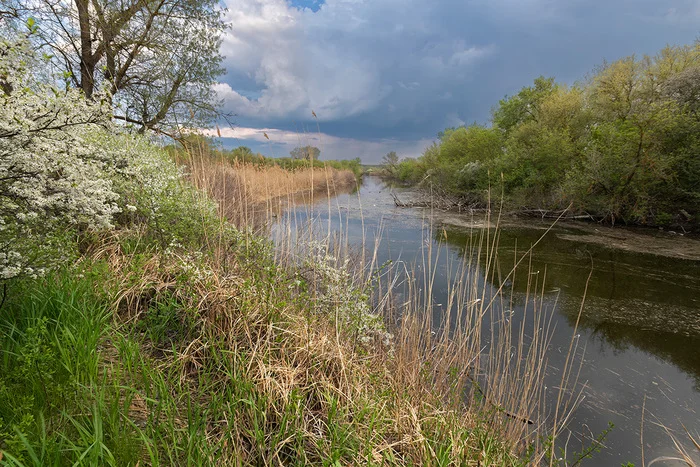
(0, 34, 220, 281)
(1, 36, 117, 279)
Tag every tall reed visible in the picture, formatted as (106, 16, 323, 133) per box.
(173, 140, 588, 464)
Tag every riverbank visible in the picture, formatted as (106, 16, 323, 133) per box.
(277, 175, 700, 466)
(434, 211, 700, 261)
(1, 147, 566, 465)
(180, 148, 359, 229)
(387, 182, 700, 260)
(385, 179, 699, 233)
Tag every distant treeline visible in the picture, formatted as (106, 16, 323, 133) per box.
(386, 42, 700, 226)
(176, 138, 364, 179)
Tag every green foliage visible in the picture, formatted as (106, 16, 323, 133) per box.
(493, 76, 557, 133)
(382, 151, 399, 167)
(0, 268, 143, 466)
(216, 144, 363, 178)
(398, 41, 700, 226)
(290, 145, 321, 161)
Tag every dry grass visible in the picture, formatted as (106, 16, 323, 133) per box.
(15, 142, 583, 465)
(86, 229, 520, 464)
(178, 143, 357, 229)
(89, 143, 586, 464)
(6, 137, 690, 466)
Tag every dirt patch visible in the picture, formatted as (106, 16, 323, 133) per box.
(554, 230, 700, 261)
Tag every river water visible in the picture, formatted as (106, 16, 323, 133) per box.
(273, 175, 700, 466)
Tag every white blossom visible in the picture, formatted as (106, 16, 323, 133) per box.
(304, 242, 394, 353)
(1, 35, 213, 280)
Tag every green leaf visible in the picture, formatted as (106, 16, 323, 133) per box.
(26, 17, 38, 34)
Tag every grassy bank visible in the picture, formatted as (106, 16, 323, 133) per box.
(5, 24, 698, 467)
(0, 34, 586, 463)
(177, 137, 365, 181)
(1, 134, 589, 465)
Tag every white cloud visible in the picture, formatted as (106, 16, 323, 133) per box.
(218, 0, 493, 123)
(214, 0, 700, 146)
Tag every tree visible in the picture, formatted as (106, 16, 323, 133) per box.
(12, 0, 227, 137)
(1, 32, 216, 280)
(229, 146, 255, 163)
(290, 146, 320, 161)
(438, 125, 502, 164)
(382, 151, 399, 167)
(664, 66, 700, 118)
(493, 76, 557, 133)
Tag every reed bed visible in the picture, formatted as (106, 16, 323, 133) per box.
(178, 144, 358, 229)
(167, 145, 588, 464)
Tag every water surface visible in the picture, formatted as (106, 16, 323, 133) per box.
(274, 176, 700, 466)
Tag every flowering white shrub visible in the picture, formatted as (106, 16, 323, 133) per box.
(0, 34, 217, 279)
(0, 36, 119, 279)
(304, 242, 393, 352)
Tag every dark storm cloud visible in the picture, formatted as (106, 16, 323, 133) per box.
(216, 0, 699, 161)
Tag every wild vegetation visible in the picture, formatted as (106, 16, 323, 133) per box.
(0, 28, 591, 466)
(174, 139, 359, 228)
(2, 0, 227, 137)
(3, 8, 697, 466)
(384, 42, 700, 227)
(207, 142, 364, 179)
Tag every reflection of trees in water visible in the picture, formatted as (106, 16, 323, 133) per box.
(437, 225, 700, 307)
(435, 225, 700, 391)
(584, 319, 700, 391)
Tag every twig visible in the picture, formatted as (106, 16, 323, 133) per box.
(0, 282, 6, 310)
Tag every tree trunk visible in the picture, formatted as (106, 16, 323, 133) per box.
(75, 0, 95, 98)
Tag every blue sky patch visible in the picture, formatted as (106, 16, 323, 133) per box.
(288, 0, 324, 12)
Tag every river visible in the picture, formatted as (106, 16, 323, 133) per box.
(272, 175, 700, 466)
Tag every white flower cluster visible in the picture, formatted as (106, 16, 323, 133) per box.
(0, 37, 123, 279)
(164, 239, 214, 282)
(304, 242, 393, 352)
(0, 35, 212, 280)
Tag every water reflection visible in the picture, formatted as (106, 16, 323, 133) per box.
(437, 226, 700, 389)
(275, 175, 700, 466)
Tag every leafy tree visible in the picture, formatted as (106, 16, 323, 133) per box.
(374, 43, 700, 225)
(11, 0, 227, 137)
(227, 146, 255, 163)
(493, 76, 557, 134)
(1, 35, 117, 279)
(438, 125, 502, 164)
(382, 151, 399, 167)
(1, 32, 212, 279)
(290, 146, 321, 161)
(437, 127, 460, 141)
(664, 66, 700, 118)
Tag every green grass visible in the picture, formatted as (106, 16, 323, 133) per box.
(0, 224, 528, 466)
(0, 142, 575, 465)
(0, 267, 139, 466)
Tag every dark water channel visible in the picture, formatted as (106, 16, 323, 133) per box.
(273, 176, 700, 466)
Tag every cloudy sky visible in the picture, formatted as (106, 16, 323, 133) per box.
(211, 0, 700, 162)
